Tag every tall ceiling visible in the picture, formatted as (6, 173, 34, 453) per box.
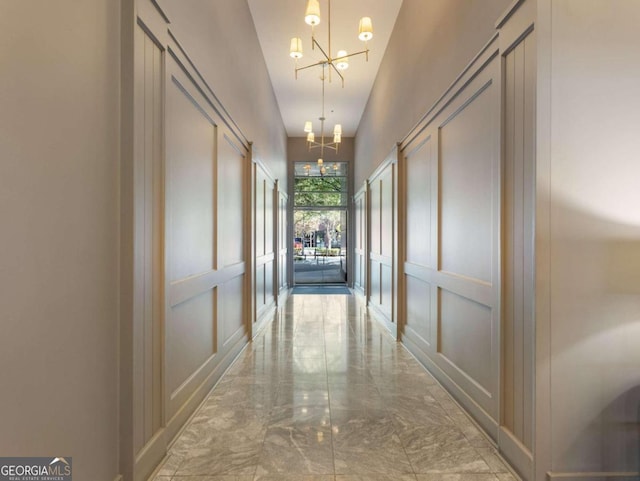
(247, 0, 403, 138)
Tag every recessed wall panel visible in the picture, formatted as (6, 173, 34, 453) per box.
(381, 173, 393, 258)
(265, 262, 274, 302)
(222, 276, 244, 345)
(354, 191, 366, 292)
(219, 135, 244, 266)
(370, 260, 381, 305)
(256, 264, 265, 309)
(370, 181, 381, 255)
(167, 81, 216, 281)
(406, 138, 432, 268)
(256, 176, 265, 257)
(166, 289, 215, 395)
(439, 289, 492, 393)
(439, 85, 494, 282)
(406, 276, 431, 344)
(381, 264, 393, 320)
(265, 180, 274, 254)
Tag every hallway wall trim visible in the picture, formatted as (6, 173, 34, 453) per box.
(366, 146, 400, 339)
(121, 2, 286, 480)
(358, 2, 536, 480)
(251, 155, 279, 335)
(399, 33, 502, 439)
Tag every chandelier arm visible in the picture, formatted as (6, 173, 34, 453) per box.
(338, 49, 370, 60)
(312, 39, 332, 64)
(328, 62, 345, 87)
(328, 0, 332, 67)
(308, 142, 339, 152)
(296, 60, 329, 74)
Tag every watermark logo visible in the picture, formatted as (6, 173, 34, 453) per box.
(0, 457, 72, 481)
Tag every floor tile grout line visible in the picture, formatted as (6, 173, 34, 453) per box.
(322, 295, 338, 477)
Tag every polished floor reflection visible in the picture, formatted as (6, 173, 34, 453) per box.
(152, 294, 518, 481)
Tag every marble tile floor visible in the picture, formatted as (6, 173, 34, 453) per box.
(151, 294, 519, 481)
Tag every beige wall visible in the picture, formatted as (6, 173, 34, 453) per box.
(355, 0, 512, 454)
(121, 2, 288, 480)
(537, 0, 640, 478)
(355, 0, 512, 185)
(357, 0, 640, 480)
(159, 0, 287, 188)
(0, 2, 121, 481)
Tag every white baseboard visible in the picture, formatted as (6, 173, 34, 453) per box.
(499, 426, 533, 481)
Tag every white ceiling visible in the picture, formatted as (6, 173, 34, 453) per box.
(247, 0, 402, 137)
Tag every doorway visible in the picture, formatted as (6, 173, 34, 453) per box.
(293, 162, 348, 285)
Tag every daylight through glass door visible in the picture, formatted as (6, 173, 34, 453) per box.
(293, 162, 348, 285)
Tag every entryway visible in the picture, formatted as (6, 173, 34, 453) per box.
(292, 161, 348, 285)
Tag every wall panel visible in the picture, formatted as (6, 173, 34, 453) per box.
(502, 21, 536, 462)
(439, 289, 493, 395)
(405, 276, 431, 345)
(353, 186, 367, 296)
(166, 290, 216, 397)
(439, 84, 494, 283)
(222, 275, 244, 345)
(403, 131, 438, 349)
(367, 154, 397, 336)
(253, 162, 277, 330)
(120, 1, 287, 480)
(399, 37, 502, 437)
(132, 22, 164, 459)
(219, 135, 244, 267)
(167, 77, 216, 281)
(158, 34, 250, 472)
(405, 137, 433, 268)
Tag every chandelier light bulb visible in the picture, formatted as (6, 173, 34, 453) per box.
(333, 124, 342, 135)
(305, 0, 321, 26)
(307, 132, 315, 142)
(317, 158, 323, 166)
(304, 121, 313, 133)
(358, 17, 373, 41)
(336, 50, 349, 70)
(333, 133, 341, 143)
(289, 37, 303, 59)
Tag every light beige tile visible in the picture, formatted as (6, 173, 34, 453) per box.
(155, 453, 183, 476)
(416, 475, 499, 481)
(255, 476, 334, 481)
(172, 477, 254, 481)
(160, 295, 521, 481)
(336, 475, 417, 480)
(496, 473, 520, 481)
(475, 448, 510, 473)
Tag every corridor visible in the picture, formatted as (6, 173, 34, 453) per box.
(151, 293, 517, 481)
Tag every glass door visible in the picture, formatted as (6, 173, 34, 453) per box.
(293, 162, 348, 285)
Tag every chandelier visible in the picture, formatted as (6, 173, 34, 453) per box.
(303, 63, 342, 173)
(289, 0, 373, 87)
(302, 161, 340, 177)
